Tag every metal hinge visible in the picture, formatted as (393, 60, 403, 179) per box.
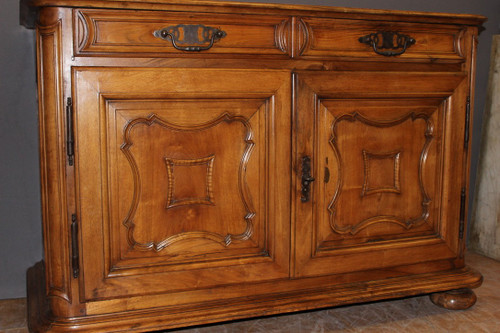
(464, 96, 470, 149)
(70, 214, 80, 278)
(459, 188, 466, 239)
(66, 97, 74, 166)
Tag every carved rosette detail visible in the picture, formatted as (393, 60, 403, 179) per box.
(121, 113, 255, 252)
(275, 17, 309, 57)
(328, 112, 433, 235)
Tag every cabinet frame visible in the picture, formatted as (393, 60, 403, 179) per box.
(23, 1, 485, 332)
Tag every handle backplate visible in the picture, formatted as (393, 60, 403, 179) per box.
(154, 24, 226, 52)
(359, 31, 416, 57)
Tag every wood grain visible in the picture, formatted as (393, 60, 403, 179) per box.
(25, 1, 485, 331)
(24, 0, 486, 26)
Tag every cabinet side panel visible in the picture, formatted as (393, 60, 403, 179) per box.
(37, 13, 71, 305)
(460, 27, 480, 260)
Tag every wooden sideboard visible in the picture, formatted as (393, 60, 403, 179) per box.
(21, 0, 486, 331)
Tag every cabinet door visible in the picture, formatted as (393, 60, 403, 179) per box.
(294, 71, 468, 277)
(74, 68, 290, 301)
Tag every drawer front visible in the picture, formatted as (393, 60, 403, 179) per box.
(299, 17, 465, 61)
(75, 9, 466, 62)
(75, 9, 288, 57)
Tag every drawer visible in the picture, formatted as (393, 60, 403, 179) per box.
(74, 9, 288, 57)
(298, 17, 466, 62)
(74, 9, 466, 62)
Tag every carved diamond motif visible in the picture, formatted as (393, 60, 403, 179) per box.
(362, 150, 401, 197)
(165, 155, 215, 208)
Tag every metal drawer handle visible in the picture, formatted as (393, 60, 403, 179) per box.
(154, 24, 226, 52)
(359, 31, 416, 57)
(301, 156, 315, 202)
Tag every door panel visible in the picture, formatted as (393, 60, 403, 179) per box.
(319, 99, 440, 247)
(109, 100, 265, 262)
(294, 71, 467, 277)
(74, 68, 291, 301)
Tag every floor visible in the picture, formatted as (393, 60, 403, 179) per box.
(1, 252, 498, 333)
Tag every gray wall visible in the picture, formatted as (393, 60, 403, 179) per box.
(1, 0, 499, 299)
(0, 0, 41, 299)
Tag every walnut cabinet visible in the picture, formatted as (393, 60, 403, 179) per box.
(21, 0, 486, 331)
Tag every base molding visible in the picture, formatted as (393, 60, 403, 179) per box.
(27, 261, 483, 332)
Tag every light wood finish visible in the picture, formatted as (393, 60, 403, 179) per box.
(75, 9, 288, 57)
(74, 68, 290, 300)
(293, 71, 468, 277)
(22, 0, 485, 332)
(72, 8, 465, 62)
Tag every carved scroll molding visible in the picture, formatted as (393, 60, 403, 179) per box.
(121, 113, 255, 252)
(328, 112, 433, 235)
(275, 17, 309, 57)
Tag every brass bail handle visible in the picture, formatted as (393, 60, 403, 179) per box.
(154, 24, 227, 52)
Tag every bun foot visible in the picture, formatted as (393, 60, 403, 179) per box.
(430, 288, 477, 310)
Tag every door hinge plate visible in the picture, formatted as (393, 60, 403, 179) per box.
(464, 96, 470, 150)
(71, 213, 79, 278)
(66, 97, 74, 166)
(459, 188, 466, 239)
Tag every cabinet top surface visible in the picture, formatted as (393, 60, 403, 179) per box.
(25, 0, 486, 25)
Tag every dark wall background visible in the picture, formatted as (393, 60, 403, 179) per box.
(1, 0, 499, 299)
(1, 0, 41, 299)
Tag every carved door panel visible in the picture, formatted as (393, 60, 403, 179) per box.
(74, 68, 290, 301)
(294, 71, 468, 277)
